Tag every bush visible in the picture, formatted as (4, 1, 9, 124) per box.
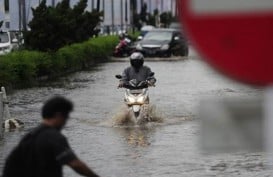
(0, 35, 118, 89)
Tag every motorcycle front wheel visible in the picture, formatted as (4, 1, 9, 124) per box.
(134, 112, 140, 118)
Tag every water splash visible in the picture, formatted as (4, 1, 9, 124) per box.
(111, 104, 164, 127)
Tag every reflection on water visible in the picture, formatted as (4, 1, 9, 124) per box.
(115, 127, 154, 148)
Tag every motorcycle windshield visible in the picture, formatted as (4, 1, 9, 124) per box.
(129, 89, 143, 94)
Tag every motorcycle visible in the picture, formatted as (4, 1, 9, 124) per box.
(115, 73, 155, 125)
(113, 38, 135, 57)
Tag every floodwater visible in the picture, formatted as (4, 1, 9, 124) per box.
(0, 57, 271, 177)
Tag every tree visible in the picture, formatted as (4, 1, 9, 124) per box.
(139, 3, 148, 24)
(25, 0, 103, 51)
(160, 11, 174, 27)
(147, 9, 158, 27)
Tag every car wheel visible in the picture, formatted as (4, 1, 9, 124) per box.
(164, 52, 171, 58)
(172, 50, 180, 56)
(183, 46, 189, 56)
(175, 46, 189, 57)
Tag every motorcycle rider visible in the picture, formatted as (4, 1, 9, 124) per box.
(124, 31, 132, 44)
(118, 52, 156, 88)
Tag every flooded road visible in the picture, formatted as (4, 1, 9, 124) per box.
(0, 58, 271, 177)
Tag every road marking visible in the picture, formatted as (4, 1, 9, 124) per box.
(191, 0, 273, 14)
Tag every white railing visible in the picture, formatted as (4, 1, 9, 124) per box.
(0, 89, 3, 138)
(0, 87, 11, 138)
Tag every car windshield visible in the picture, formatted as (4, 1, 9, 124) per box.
(143, 31, 173, 41)
(0, 33, 9, 43)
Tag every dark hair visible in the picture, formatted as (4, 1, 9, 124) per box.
(42, 96, 73, 119)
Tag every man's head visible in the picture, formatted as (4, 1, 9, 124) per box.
(130, 52, 144, 72)
(42, 96, 73, 130)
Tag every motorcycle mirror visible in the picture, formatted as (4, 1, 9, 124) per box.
(149, 72, 155, 77)
(115, 75, 122, 79)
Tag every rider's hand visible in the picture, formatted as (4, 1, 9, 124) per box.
(147, 81, 153, 87)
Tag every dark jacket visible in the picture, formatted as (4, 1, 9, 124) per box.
(121, 65, 156, 85)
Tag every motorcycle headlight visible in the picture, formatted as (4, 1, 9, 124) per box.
(161, 44, 169, 50)
(137, 96, 145, 104)
(127, 96, 135, 103)
(136, 44, 143, 50)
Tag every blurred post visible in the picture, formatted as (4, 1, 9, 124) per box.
(97, 0, 100, 11)
(149, 0, 152, 14)
(130, 0, 137, 33)
(102, 0, 105, 20)
(265, 87, 273, 167)
(18, 0, 21, 31)
(175, 0, 178, 17)
(125, 0, 128, 30)
(1, 87, 10, 119)
(21, 0, 27, 32)
(140, 0, 143, 8)
(52, 0, 55, 7)
(121, 0, 124, 31)
(0, 92, 3, 139)
(111, 0, 114, 34)
(92, 0, 94, 10)
(161, 0, 164, 13)
(171, 0, 173, 15)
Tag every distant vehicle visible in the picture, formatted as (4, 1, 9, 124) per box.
(113, 37, 135, 57)
(138, 25, 155, 40)
(135, 28, 189, 57)
(0, 31, 19, 55)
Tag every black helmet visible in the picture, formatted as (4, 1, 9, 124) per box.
(130, 52, 144, 70)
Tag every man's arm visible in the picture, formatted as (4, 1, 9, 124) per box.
(67, 158, 100, 177)
(49, 133, 100, 177)
(119, 68, 129, 87)
(146, 67, 156, 85)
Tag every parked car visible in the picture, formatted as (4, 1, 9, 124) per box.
(135, 28, 188, 57)
(169, 22, 181, 31)
(137, 25, 155, 40)
(0, 31, 19, 55)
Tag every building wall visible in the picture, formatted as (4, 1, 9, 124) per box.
(0, 0, 10, 30)
(2, 0, 175, 31)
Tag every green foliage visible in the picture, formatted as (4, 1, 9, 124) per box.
(0, 36, 118, 89)
(0, 51, 45, 87)
(133, 3, 176, 29)
(25, 0, 103, 52)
